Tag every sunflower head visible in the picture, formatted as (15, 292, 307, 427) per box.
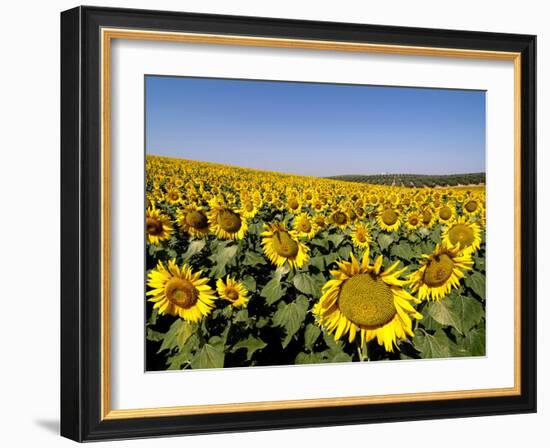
(442, 216, 482, 255)
(176, 204, 209, 238)
(409, 243, 474, 301)
(261, 222, 309, 269)
(146, 259, 217, 322)
(208, 203, 248, 240)
(216, 276, 249, 308)
(351, 223, 372, 252)
(293, 213, 318, 239)
(376, 206, 401, 232)
(146, 207, 173, 245)
(314, 253, 422, 352)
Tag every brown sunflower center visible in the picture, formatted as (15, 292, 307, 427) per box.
(439, 206, 452, 220)
(185, 210, 208, 229)
(217, 209, 242, 233)
(226, 288, 239, 301)
(298, 219, 312, 233)
(423, 253, 455, 287)
(422, 211, 432, 225)
(146, 217, 163, 236)
(448, 224, 475, 248)
(272, 230, 299, 258)
(356, 229, 367, 242)
(338, 273, 396, 327)
(465, 201, 478, 213)
(333, 211, 348, 225)
(288, 199, 299, 210)
(244, 201, 254, 212)
(165, 278, 198, 309)
(381, 209, 398, 225)
(305, 192, 313, 200)
(168, 191, 179, 201)
(408, 215, 419, 226)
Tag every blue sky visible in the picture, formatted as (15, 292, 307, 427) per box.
(145, 76, 485, 177)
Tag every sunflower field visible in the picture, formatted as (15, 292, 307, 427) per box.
(145, 155, 486, 370)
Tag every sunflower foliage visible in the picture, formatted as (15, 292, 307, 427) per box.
(145, 156, 486, 370)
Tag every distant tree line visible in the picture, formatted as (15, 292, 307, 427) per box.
(327, 173, 486, 188)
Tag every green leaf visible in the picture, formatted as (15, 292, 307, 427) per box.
(157, 320, 183, 353)
(427, 295, 484, 335)
(231, 336, 267, 361)
(191, 343, 225, 369)
(465, 271, 486, 300)
(272, 296, 309, 348)
(327, 233, 345, 248)
(390, 241, 415, 261)
(429, 227, 442, 244)
(182, 240, 206, 261)
(233, 309, 249, 323)
(176, 320, 197, 347)
(413, 329, 454, 359)
(243, 251, 267, 266)
(293, 273, 322, 297)
(309, 255, 325, 271)
(328, 352, 353, 363)
(295, 351, 328, 364)
(166, 335, 198, 369)
(304, 324, 321, 350)
(209, 244, 238, 277)
(377, 233, 394, 251)
(146, 328, 164, 342)
(260, 276, 286, 305)
(458, 326, 486, 356)
(241, 275, 257, 293)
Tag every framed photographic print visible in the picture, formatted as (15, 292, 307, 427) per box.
(60, 6, 537, 442)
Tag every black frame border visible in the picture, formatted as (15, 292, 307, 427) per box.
(60, 6, 536, 442)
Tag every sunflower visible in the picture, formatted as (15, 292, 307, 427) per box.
(376, 206, 401, 232)
(437, 203, 456, 224)
(146, 259, 216, 322)
(176, 204, 209, 238)
(261, 222, 309, 269)
(293, 212, 318, 239)
(145, 207, 173, 245)
(164, 187, 182, 205)
(462, 197, 482, 216)
(330, 209, 350, 229)
(350, 223, 371, 251)
(442, 216, 482, 255)
(408, 243, 473, 301)
(286, 196, 302, 214)
(405, 211, 422, 230)
(313, 253, 422, 352)
(208, 203, 248, 240)
(420, 207, 436, 228)
(240, 198, 259, 219)
(216, 276, 249, 308)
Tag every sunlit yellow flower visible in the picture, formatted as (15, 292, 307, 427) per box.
(442, 216, 482, 255)
(145, 207, 173, 245)
(147, 259, 216, 322)
(350, 223, 371, 252)
(176, 204, 209, 238)
(437, 203, 456, 225)
(293, 212, 318, 239)
(261, 222, 309, 269)
(208, 203, 248, 240)
(216, 276, 249, 308)
(405, 211, 422, 230)
(376, 206, 401, 232)
(313, 253, 422, 352)
(409, 243, 473, 301)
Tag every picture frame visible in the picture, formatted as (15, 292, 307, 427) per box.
(60, 5, 537, 442)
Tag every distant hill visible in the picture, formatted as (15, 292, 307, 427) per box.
(326, 172, 485, 188)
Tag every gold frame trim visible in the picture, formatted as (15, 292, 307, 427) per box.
(100, 28, 522, 420)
